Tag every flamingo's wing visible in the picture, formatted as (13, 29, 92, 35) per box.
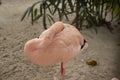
(24, 22, 88, 67)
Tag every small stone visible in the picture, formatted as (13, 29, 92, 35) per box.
(3, 37, 6, 40)
(81, 59, 84, 62)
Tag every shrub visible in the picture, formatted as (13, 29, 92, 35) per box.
(21, 0, 120, 32)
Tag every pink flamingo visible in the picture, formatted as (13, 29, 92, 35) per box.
(24, 22, 88, 80)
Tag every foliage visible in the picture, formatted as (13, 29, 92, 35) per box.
(21, 0, 120, 31)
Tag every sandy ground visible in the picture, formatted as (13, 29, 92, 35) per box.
(0, 0, 120, 80)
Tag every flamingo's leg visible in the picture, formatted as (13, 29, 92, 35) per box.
(61, 62, 65, 80)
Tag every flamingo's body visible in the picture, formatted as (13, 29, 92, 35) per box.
(24, 22, 88, 80)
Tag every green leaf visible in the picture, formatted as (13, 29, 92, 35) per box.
(47, 14, 52, 25)
(71, 17, 77, 25)
(46, 3, 53, 15)
(29, 1, 41, 17)
(34, 8, 38, 17)
(40, 3, 43, 16)
(47, 14, 55, 23)
(27, 7, 32, 17)
(31, 8, 34, 25)
(49, 0, 56, 5)
(62, 0, 65, 13)
(21, 1, 41, 21)
(42, 0, 47, 29)
(53, 0, 60, 14)
(21, 7, 30, 21)
(87, 14, 98, 33)
(34, 14, 43, 21)
(113, 4, 120, 18)
(68, 0, 74, 11)
(58, 8, 62, 21)
(43, 14, 47, 29)
(63, 11, 69, 21)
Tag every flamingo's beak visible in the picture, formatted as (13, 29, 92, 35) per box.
(81, 39, 88, 51)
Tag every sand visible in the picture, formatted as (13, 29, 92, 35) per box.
(0, 0, 120, 80)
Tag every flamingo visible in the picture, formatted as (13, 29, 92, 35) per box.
(24, 21, 88, 80)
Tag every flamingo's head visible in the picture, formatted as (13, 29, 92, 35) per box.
(80, 39, 88, 51)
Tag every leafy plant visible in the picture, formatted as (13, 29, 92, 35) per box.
(21, 0, 120, 31)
